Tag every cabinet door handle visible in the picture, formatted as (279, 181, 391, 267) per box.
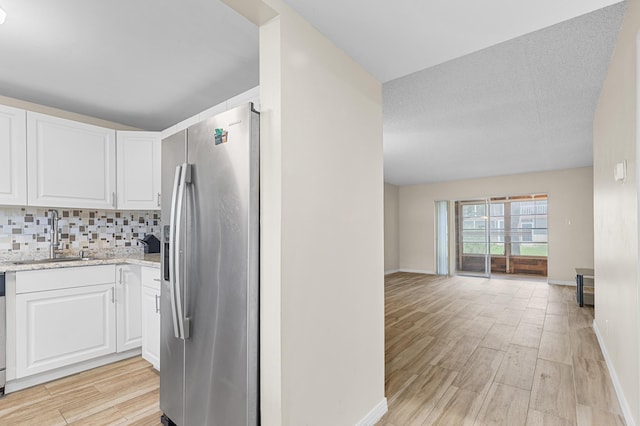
(112, 192, 116, 208)
(155, 294, 160, 313)
(111, 287, 115, 303)
(119, 268, 123, 285)
(157, 192, 161, 207)
(153, 278, 160, 282)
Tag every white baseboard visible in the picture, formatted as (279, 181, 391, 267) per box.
(548, 279, 576, 286)
(399, 269, 435, 275)
(384, 269, 400, 275)
(592, 320, 636, 426)
(355, 398, 388, 426)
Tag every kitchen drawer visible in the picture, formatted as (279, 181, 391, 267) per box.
(141, 266, 161, 291)
(16, 265, 116, 294)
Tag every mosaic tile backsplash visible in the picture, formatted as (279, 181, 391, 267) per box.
(0, 207, 161, 261)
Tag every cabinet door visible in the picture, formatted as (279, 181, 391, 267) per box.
(141, 266, 161, 369)
(141, 284, 161, 370)
(116, 131, 161, 210)
(0, 104, 27, 205)
(16, 283, 117, 378)
(27, 112, 116, 209)
(116, 265, 142, 352)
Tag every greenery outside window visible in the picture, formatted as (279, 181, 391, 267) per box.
(459, 196, 548, 258)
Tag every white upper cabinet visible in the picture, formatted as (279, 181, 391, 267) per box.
(116, 131, 161, 210)
(0, 104, 27, 205)
(27, 112, 117, 209)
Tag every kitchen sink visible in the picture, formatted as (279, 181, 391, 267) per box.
(12, 257, 93, 265)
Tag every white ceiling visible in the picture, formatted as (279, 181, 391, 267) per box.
(282, 0, 622, 83)
(383, 2, 626, 185)
(0, 0, 628, 184)
(0, 0, 259, 130)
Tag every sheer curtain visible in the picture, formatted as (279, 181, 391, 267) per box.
(436, 200, 449, 275)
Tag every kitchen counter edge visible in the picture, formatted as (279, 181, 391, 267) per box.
(0, 253, 161, 273)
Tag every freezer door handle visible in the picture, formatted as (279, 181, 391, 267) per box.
(168, 165, 182, 339)
(171, 163, 191, 340)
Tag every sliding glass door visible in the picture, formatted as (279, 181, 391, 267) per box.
(454, 195, 548, 278)
(455, 200, 490, 277)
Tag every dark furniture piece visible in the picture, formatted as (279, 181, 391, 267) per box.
(576, 268, 595, 307)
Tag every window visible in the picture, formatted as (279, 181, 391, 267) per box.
(460, 202, 487, 254)
(510, 198, 548, 256)
(455, 194, 548, 277)
(436, 201, 449, 275)
(489, 203, 505, 255)
(457, 196, 548, 258)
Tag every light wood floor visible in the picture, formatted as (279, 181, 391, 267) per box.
(0, 357, 161, 425)
(0, 273, 623, 425)
(379, 272, 624, 426)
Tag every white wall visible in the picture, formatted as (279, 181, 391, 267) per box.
(224, 0, 386, 424)
(398, 167, 594, 282)
(160, 86, 260, 139)
(384, 183, 400, 273)
(0, 86, 261, 136)
(593, 0, 640, 424)
(0, 94, 139, 130)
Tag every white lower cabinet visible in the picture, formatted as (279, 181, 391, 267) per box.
(141, 266, 161, 370)
(16, 283, 117, 378)
(13, 264, 146, 382)
(115, 265, 142, 352)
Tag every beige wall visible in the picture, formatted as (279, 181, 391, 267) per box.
(258, 11, 284, 425)
(398, 167, 594, 283)
(225, 0, 386, 424)
(593, 0, 640, 423)
(0, 94, 139, 130)
(385, 183, 400, 273)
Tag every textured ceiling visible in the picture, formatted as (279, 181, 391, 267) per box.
(383, 2, 626, 185)
(0, 1, 627, 185)
(282, 0, 622, 83)
(0, 0, 259, 130)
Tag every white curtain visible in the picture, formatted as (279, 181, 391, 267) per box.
(436, 200, 449, 275)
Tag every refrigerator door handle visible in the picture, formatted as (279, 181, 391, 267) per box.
(169, 165, 182, 339)
(174, 163, 191, 340)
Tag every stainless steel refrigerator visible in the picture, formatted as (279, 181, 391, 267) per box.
(160, 103, 259, 426)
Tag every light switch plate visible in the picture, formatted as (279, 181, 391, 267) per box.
(614, 161, 626, 182)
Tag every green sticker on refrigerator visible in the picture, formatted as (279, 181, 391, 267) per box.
(214, 128, 228, 145)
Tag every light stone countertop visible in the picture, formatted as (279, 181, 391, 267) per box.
(0, 253, 161, 273)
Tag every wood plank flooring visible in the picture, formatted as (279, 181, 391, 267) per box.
(379, 273, 624, 426)
(0, 272, 624, 425)
(0, 357, 161, 425)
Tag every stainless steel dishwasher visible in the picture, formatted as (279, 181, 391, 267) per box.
(0, 272, 5, 396)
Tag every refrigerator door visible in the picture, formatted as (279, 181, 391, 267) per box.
(160, 129, 187, 426)
(184, 105, 259, 425)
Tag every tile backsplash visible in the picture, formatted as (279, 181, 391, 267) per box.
(0, 206, 161, 261)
